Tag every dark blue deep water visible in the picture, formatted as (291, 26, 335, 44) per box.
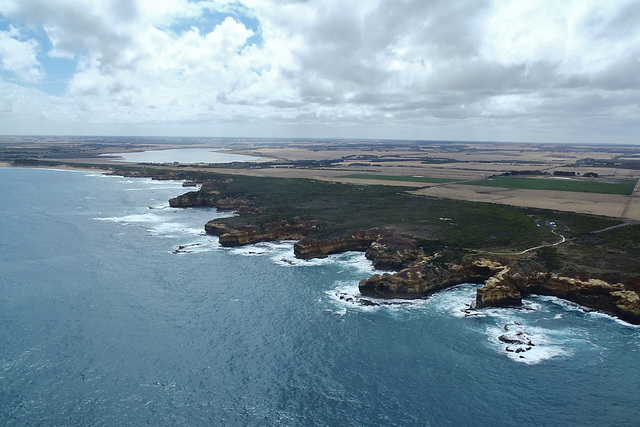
(1, 168, 639, 426)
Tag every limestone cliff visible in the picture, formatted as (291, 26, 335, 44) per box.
(293, 230, 380, 259)
(205, 220, 321, 247)
(365, 235, 420, 270)
(474, 268, 640, 324)
(359, 258, 505, 299)
(165, 177, 640, 324)
(475, 267, 522, 308)
(169, 189, 250, 211)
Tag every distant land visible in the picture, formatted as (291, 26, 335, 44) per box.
(2, 136, 639, 327)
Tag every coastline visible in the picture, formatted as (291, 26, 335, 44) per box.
(0, 160, 112, 174)
(167, 173, 640, 325)
(4, 158, 640, 325)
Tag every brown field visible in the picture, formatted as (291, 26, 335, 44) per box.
(410, 184, 638, 220)
(224, 141, 640, 220)
(3, 137, 640, 220)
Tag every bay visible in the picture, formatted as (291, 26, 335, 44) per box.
(1, 168, 639, 426)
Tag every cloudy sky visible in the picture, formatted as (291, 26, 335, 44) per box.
(1, 0, 639, 143)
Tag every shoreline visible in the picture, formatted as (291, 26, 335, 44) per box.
(4, 159, 639, 324)
(0, 161, 113, 174)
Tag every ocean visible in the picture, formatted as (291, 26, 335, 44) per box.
(1, 167, 639, 426)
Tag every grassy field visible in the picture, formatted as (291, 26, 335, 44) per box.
(343, 174, 460, 184)
(462, 176, 638, 195)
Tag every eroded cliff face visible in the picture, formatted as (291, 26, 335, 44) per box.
(170, 182, 640, 324)
(205, 220, 321, 247)
(476, 267, 522, 308)
(359, 258, 506, 299)
(360, 256, 640, 324)
(365, 235, 420, 270)
(483, 271, 640, 324)
(169, 190, 250, 212)
(168, 178, 250, 211)
(293, 230, 379, 259)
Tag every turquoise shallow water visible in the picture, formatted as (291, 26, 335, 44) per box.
(1, 168, 639, 426)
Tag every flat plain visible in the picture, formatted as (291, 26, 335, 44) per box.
(2, 136, 640, 220)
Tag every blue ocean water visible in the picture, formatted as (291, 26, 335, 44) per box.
(1, 167, 639, 426)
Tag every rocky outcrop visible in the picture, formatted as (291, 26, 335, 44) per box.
(293, 231, 422, 269)
(168, 178, 245, 210)
(293, 230, 380, 259)
(205, 220, 321, 247)
(519, 273, 640, 324)
(475, 267, 522, 308)
(169, 189, 220, 208)
(169, 189, 250, 211)
(474, 269, 640, 324)
(365, 235, 420, 270)
(359, 258, 506, 299)
(476, 282, 522, 308)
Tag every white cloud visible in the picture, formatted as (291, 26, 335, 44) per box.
(0, 26, 43, 82)
(0, 0, 639, 142)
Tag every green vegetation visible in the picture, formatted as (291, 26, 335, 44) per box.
(535, 246, 563, 270)
(463, 176, 637, 195)
(178, 171, 637, 280)
(343, 174, 460, 184)
(185, 172, 620, 255)
(557, 224, 640, 284)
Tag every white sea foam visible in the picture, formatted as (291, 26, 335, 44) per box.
(172, 237, 220, 254)
(485, 322, 571, 364)
(424, 285, 590, 364)
(124, 187, 182, 191)
(326, 281, 384, 313)
(96, 207, 213, 242)
(226, 241, 296, 257)
(533, 295, 640, 328)
(326, 280, 430, 313)
(95, 213, 166, 223)
(428, 284, 479, 318)
(148, 221, 203, 238)
(91, 173, 121, 178)
(225, 240, 387, 275)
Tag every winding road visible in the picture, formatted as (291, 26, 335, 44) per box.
(484, 228, 566, 256)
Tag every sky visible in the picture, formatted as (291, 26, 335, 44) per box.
(0, 0, 639, 144)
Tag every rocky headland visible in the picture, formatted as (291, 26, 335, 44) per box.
(477, 269, 640, 324)
(163, 173, 640, 324)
